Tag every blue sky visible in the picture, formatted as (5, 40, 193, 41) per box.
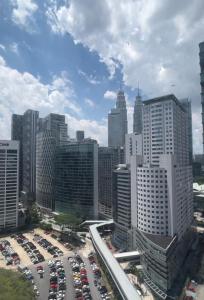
(0, 0, 203, 151)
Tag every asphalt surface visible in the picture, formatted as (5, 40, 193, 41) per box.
(30, 254, 102, 300)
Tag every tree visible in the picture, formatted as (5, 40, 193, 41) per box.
(28, 204, 42, 224)
(54, 212, 82, 228)
(39, 222, 52, 231)
(0, 268, 35, 300)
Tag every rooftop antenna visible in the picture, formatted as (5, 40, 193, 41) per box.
(119, 81, 123, 91)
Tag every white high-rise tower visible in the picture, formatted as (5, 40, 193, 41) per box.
(130, 94, 193, 297)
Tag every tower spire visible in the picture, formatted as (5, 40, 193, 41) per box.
(137, 81, 140, 97)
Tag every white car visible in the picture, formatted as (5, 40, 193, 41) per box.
(33, 285, 38, 291)
(48, 260, 55, 267)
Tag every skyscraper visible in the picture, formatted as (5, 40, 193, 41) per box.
(180, 98, 193, 163)
(108, 90, 127, 147)
(129, 95, 193, 298)
(0, 140, 19, 231)
(11, 114, 23, 193)
(36, 114, 68, 211)
(112, 164, 131, 249)
(133, 91, 143, 134)
(11, 110, 39, 203)
(55, 140, 98, 219)
(199, 41, 204, 153)
(98, 146, 123, 218)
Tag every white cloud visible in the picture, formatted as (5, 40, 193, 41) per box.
(67, 114, 107, 145)
(11, 0, 38, 30)
(78, 69, 100, 85)
(0, 55, 107, 145)
(46, 0, 204, 153)
(9, 42, 19, 54)
(0, 44, 5, 51)
(85, 98, 95, 108)
(104, 90, 116, 100)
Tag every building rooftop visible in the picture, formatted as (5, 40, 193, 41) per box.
(143, 231, 176, 249)
(143, 94, 185, 111)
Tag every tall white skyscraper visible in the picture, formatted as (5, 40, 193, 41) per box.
(0, 140, 19, 231)
(108, 90, 127, 147)
(130, 95, 193, 298)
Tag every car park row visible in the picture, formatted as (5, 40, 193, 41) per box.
(0, 239, 20, 265)
(34, 234, 64, 258)
(69, 254, 92, 300)
(48, 259, 66, 300)
(13, 234, 45, 264)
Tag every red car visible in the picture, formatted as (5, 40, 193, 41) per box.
(50, 283, 58, 289)
(37, 265, 43, 271)
(81, 278, 89, 285)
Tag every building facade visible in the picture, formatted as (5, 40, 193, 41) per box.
(125, 133, 143, 164)
(129, 95, 193, 298)
(133, 92, 143, 134)
(36, 114, 68, 211)
(112, 164, 131, 250)
(0, 141, 19, 231)
(76, 130, 84, 142)
(199, 41, 204, 153)
(180, 98, 193, 163)
(11, 114, 23, 193)
(108, 90, 127, 147)
(11, 110, 39, 203)
(55, 140, 98, 219)
(98, 146, 123, 218)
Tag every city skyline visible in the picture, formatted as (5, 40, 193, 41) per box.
(0, 1, 203, 152)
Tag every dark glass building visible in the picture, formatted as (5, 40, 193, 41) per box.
(98, 146, 124, 218)
(11, 110, 39, 203)
(36, 114, 68, 211)
(55, 141, 98, 219)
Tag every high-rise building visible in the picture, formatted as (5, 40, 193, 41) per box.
(22, 110, 39, 202)
(133, 91, 143, 134)
(55, 140, 98, 218)
(108, 90, 127, 147)
(125, 133, 143, 164)
(36, 114, 68, 211)
(76, 130, 84, 142)
(142, 95, 189, 166)
(129, 95, 193, 298)
(112, 164, 131, 250)
(0, 140, 19, 231)
(98, 146, 123, 218)
(180, 98, 193, 163)
(11, 114, 23, 193)
(199, 41, 204, 153)
(11, 110, 39, 203)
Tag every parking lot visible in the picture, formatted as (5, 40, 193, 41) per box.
(0, 229, 112, 299)
(0, 229, 73, 269)
(29, 253, 109, 300)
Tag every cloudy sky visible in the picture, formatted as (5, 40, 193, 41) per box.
(0, 0, 203, 152)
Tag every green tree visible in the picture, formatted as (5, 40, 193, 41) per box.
(54, 212, 82, 228)
(39, 222, 52, 231)
(0, 268, 35, 300)
(28, 204, 42, 224)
